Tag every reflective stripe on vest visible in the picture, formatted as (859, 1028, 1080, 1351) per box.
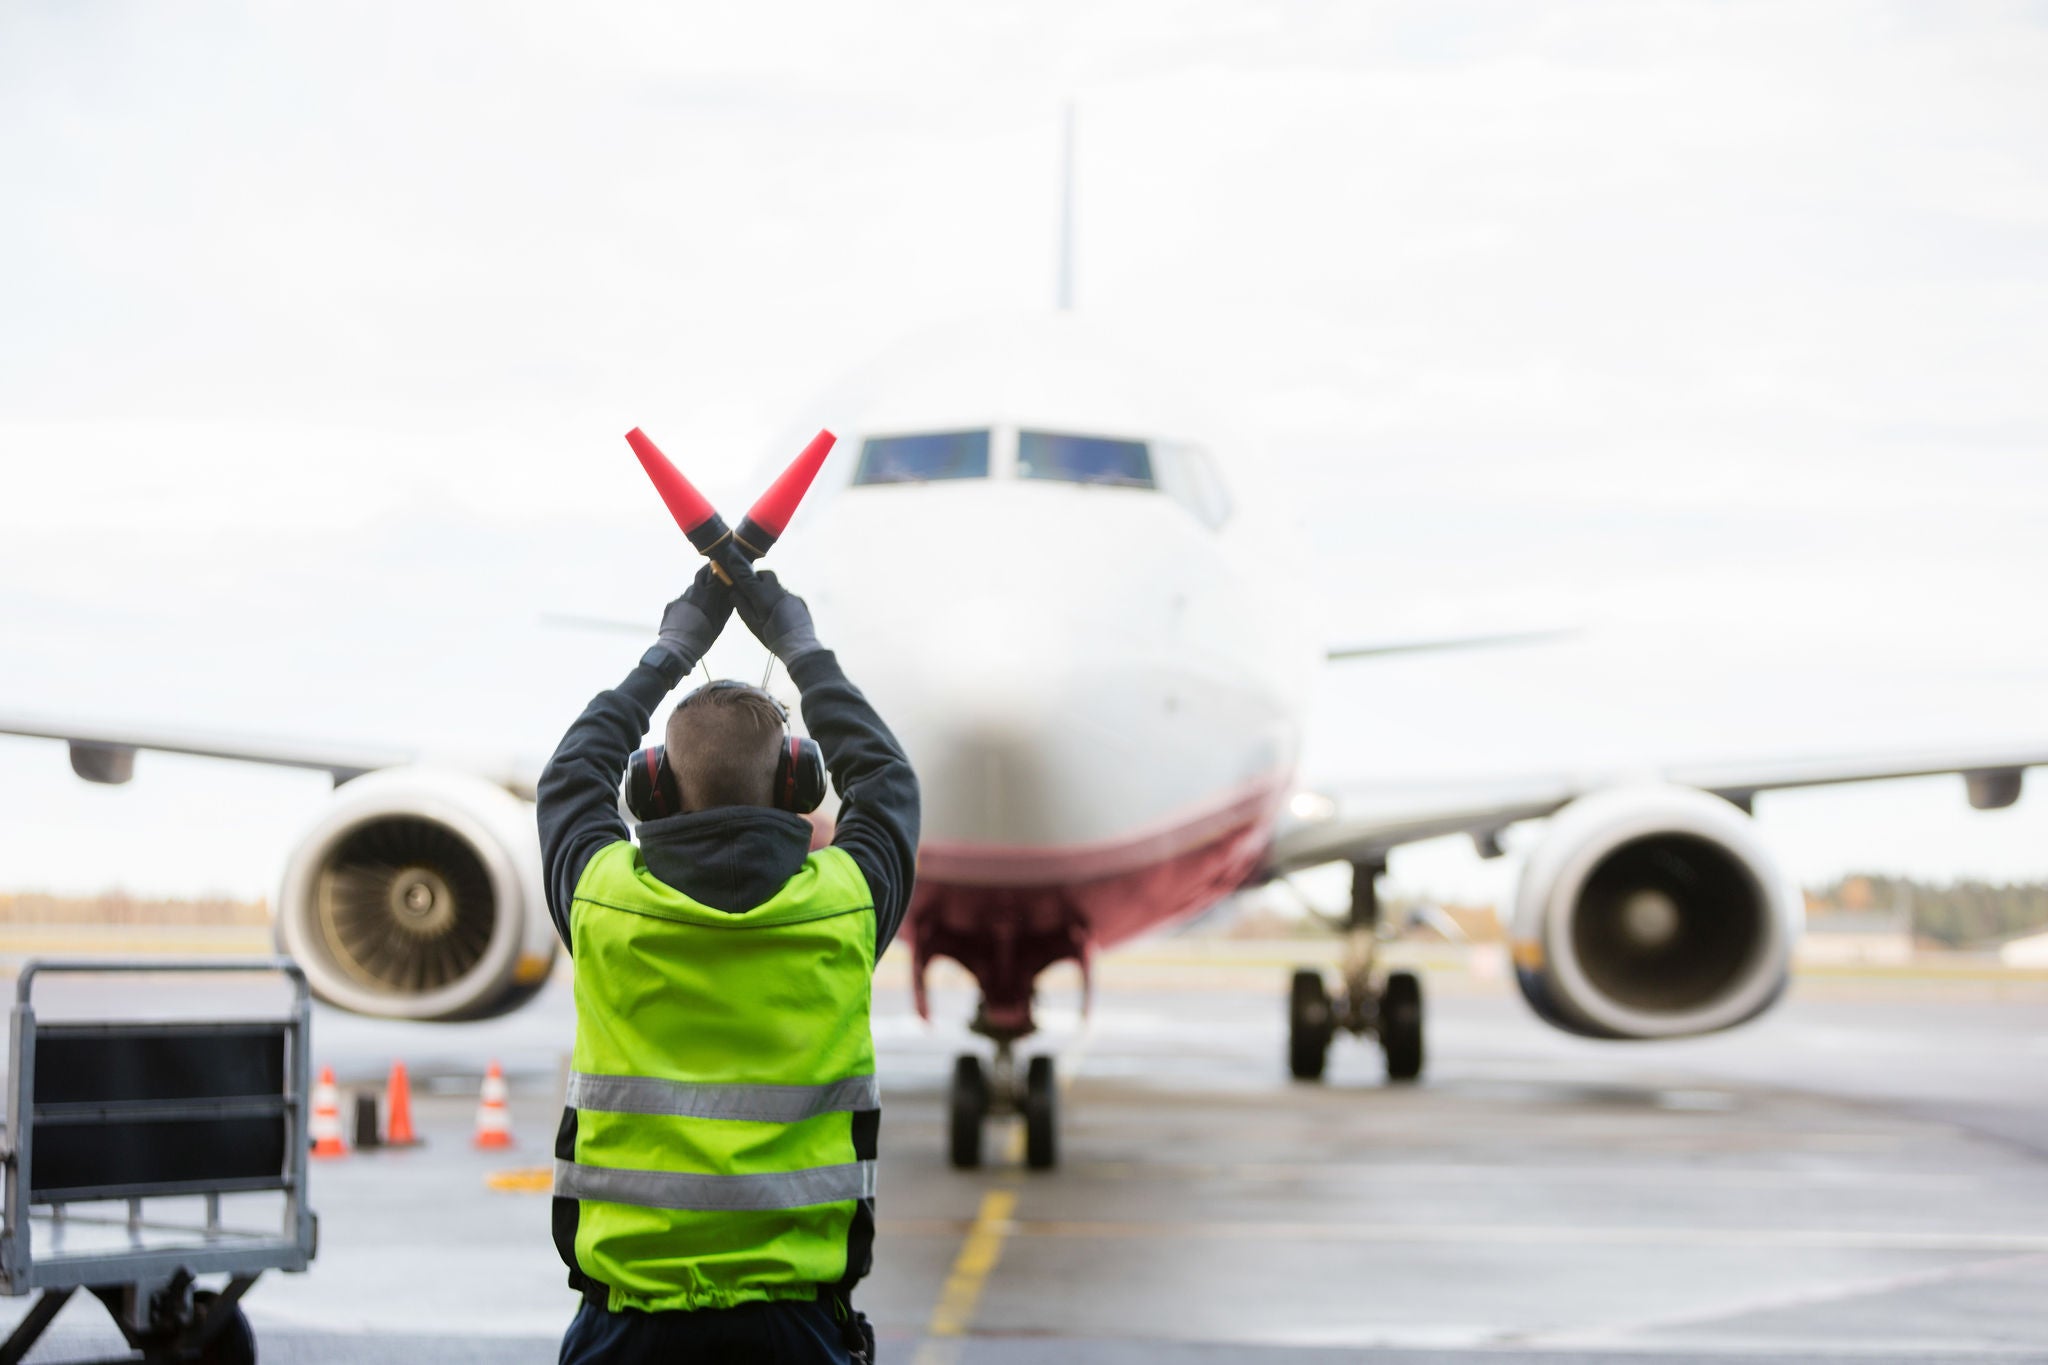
(566, 1071, 881, 1124)
(555, 1158, 878, 1212)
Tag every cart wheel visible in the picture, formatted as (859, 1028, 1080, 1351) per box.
(191, 1290, 257, 1365)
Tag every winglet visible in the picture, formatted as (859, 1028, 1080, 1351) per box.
(626, 428, 729, 554)
(734, 429, 835, 558)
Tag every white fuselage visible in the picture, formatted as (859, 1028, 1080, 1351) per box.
(751, 315, 1321, 914)
(792, 474, 1312, 888)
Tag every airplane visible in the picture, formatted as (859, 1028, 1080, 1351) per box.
(10, 98, 2048, 1170)
(7, 307, 2048, 1178)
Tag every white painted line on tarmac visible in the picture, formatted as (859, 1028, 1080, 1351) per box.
(1200, 1323, 2048, 1356)
(990, 1219, 2048, 1253)
(1061, 1159, 1985, 1190)
(1529, 1249, 2048, 1347)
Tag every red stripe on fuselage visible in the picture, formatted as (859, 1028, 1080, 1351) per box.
(800, 774, 1289, 1037)
(913, 771, 1289, 889)
(896, 779, 1287, 1039)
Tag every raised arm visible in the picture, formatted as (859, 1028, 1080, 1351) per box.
(535, 565, 731, 947)
(789, 650, 920, 953)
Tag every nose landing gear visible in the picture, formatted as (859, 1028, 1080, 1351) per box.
(948, 1054, 989, 1168)
(1286, 860, 1426, 1084)
(948, 1040, 1059, 1170)
(1288, 966, 1425, 1082)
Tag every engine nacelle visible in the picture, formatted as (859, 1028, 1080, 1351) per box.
(276, 767, 557, 1021)
(1509, 784, 1801, 1040)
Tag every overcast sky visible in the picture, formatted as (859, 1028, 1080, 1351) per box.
(3, 1, 2047, 909)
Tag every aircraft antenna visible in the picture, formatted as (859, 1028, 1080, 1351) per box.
(1057, 101, 1076, 312)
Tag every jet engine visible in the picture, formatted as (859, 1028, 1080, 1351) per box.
(276, 767, 557, 1020)
(1508, 784, 1801, 1040)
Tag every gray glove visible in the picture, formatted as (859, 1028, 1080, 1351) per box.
(656, 562, 733, 670)
(725, 557, 820, 663)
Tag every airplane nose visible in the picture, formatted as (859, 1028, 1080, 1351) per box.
(870, 602, 1132, 850)
(800, 488, 1163, 842)
(789, 479, 1294, 881)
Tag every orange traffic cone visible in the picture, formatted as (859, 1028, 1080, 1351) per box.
(384, 1061, 421, 1148)
(310, 1066, 347, 1159)
(474, 1060, 514, 1150)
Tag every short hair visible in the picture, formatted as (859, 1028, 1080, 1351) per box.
(664, 683, 786, 812)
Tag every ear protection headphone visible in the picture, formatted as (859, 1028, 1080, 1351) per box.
(624, 680, 827, 821)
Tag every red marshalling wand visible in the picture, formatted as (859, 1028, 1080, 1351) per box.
(735, 428, 836, 560)
(625, 427, 729, 555)
(625, 427, 837, 578)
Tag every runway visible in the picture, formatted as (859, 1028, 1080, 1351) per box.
(2, 944, 2045, 1362)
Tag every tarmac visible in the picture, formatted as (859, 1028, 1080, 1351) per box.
(0, 943, 2044, 1363)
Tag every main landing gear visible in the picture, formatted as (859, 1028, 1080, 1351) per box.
(1288, 860, 1425, 1084)
(949, 1040, 1058, 1171)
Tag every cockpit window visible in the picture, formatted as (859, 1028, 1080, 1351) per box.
(853, 430, 991, 485)
(1017, 431, 1155, 489)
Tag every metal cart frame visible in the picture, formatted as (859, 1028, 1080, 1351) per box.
(0, 959, 317, 1364)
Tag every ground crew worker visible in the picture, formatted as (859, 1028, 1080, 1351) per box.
(537, 554, 918, 1363)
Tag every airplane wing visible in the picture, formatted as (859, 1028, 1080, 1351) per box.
(1266, 743, 2048, 876)
(538, 612, 645, 636)
(1325, 629, 1572, 662)
(0, 713, 536, 799)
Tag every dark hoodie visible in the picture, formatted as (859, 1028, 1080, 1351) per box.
(535, 647, 919, 953)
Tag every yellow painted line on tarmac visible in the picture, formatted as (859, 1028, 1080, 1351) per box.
(485, 1167, 554, 1194)
(919, 1020, 1087, 1356)
(912, 1188, 1018, 1365)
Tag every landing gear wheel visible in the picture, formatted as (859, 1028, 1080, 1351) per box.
(1023, 1055, 1058, 1170)
(1379, 970, 1424, 1082)
(948, 1054, 989, 1169)
(1288, 969, 1334, 1081)
(190, 1290, 256, 1365)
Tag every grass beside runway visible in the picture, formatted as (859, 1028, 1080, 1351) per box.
(5, 926, 2046, 991)
(0, 924, 274, 955)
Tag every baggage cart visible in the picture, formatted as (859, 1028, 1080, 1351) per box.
(0, 960, 317, 1364)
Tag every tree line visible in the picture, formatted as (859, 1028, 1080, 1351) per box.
(1807, 874, 2048, 949)
(0, 892, 267, 926)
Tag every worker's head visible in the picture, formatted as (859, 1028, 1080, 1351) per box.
(664, 682, 788, 812)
